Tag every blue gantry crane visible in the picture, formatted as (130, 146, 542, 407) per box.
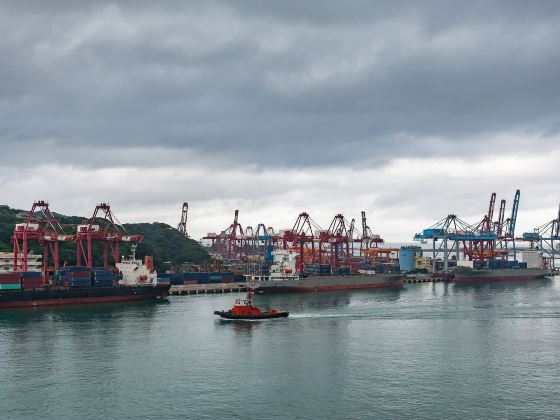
(521, 203, 560, 269)
(414, 191, 521, 272)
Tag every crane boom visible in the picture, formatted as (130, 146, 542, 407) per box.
(508, 190, 521, 236)
(487, 193, 496, 222)
(496, 199, 506, 236)
(177, 202, 189, 238)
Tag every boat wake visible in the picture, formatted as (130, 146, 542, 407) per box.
(288, 312, 369, 320)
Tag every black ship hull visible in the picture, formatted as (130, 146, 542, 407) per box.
(0, 284, 171, 309)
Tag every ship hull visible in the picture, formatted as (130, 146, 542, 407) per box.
(453, 269, 549, 285)
(214, 310, 289, 319)
(249, 274, 404, 294)
(0, 285, 170, 309)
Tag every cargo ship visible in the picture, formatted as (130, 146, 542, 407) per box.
(0, 284, 170, 309)
(0, 249, 169, 309)
(453, 267, 550, 284)
(246, 250, 404, 293)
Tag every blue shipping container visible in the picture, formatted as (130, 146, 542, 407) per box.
(21, 271, 42, 278)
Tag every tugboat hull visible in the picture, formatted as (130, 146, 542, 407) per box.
(213, 310, 289, 320)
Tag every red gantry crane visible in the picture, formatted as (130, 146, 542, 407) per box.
(283, 212, 321, 273)
(322, 214, 351, 272)
(12, 200, 75, 282)
(76, 203, 143, 269)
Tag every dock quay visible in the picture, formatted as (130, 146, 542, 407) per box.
(169, 283, 248, 296)
(404, 276, 451, 284)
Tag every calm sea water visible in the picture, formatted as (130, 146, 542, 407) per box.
(1, 278, 560, 419)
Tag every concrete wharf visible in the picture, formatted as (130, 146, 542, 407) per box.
(169, 283, 248, 296)
(403, 276, 451, 284)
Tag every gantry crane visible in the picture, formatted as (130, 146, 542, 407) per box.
(414, 190, 520, 272)
(522, 203, 560, 269)
(321, 214, 351, 272)
(177, 202, 189, 238)
(283, 212, 322, 273)
(76, 203, 142, 269)
(12, 200, 75, 282)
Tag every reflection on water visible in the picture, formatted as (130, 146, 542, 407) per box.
(2, 281, 560, 419)
(214, 318, 265, 333)
(253, 286, 403, 312)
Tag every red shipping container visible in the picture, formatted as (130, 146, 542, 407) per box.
(0, 278, 21, 284)
(22, 280, 43, 287)
(20, 278, 43, 283)
(183, 280, 197, 285)
(68, 272, 91, 278)
(0, 274, 21, 280)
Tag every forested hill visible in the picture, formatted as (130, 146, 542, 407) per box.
(0, 205, 210, 271)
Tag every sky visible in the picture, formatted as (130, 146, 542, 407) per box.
(1, 0, 559, 241)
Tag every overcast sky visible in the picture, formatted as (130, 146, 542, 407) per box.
(1, 1, 559, 241)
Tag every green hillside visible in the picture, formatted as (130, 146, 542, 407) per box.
(0, 205, 210, 271)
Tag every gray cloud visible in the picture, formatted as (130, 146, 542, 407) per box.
(1, 1, 559, 239)
(1, 1, 560, 168)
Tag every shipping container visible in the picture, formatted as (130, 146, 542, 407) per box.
(67, 282, 91, 288)
(0, 278, 21, 285)
(65, 266, 91, 272)
(0, 284, 21, 290)
(93, 281, 113, 287)
(21, 271, 42, 278)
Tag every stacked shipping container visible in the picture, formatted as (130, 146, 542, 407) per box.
(157, 272, 239, 285)
(0, 272, 21, 290)
(54, 266, 92, 287)
(488, 260, 527, 270)
(21, 271, 43, 288)
(92, 269, 114, 287)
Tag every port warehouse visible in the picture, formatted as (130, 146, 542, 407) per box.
(1, 190, 559, 289)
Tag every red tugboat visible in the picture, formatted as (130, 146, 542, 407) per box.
(214, 290, 289, 320)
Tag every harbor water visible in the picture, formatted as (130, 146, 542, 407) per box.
(1, 278, 560, 419)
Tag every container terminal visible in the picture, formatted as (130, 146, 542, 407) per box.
(0, 189, 559, 307)
(193, 189, 557, 287)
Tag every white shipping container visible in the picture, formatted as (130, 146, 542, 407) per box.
(456, 260, 474, 268)
(520, 251, 543, 268)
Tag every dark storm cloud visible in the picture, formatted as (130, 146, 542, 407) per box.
(1, 0, 560, 169)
